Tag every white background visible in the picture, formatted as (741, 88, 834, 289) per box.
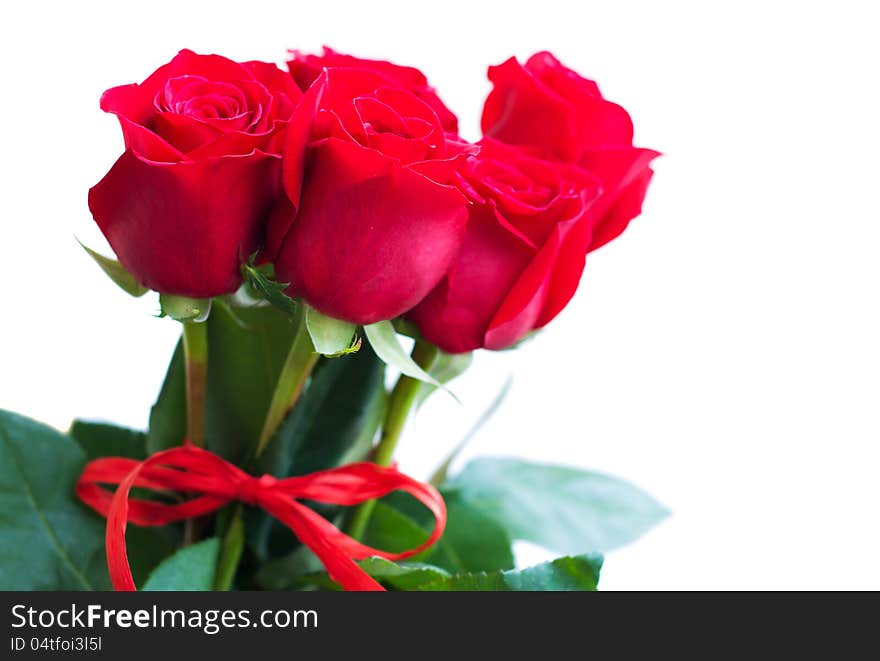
(1, 1, 878, 589)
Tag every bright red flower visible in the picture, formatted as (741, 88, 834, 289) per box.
(482, 52, 659, 251)
(409, 138, 601, 352)
(89, 50, 301, 297)
(269, 68, 472, 325)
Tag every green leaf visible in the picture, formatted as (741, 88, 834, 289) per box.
(240, 260, 298, 315)
(362, 502, 435, 557)
(147, 340, 187, 455)
(259, 343, 385, 478)
(0, 410, 108, 589)
(269, 547, 452, 593)
(205, 301, 298, 463)
(249, 345, 385, 561)
(302, 555, 601, 591)
(358, 558, 451, 590)
(78, 241, 148, 297)
(264, 553, 595, 592)
(363, 321, 443, 389)
(449, 457, 668, 555)
(256, 490, 516, 590)
(364, 492, 514, 573)
(254, 544, 327, 590)
(69, 419, 147, 461)
(147, 303, 299, 462)
(280, 570, 341, 591)
(417, 555, 603, 591)
(502, 555, 602, 590)
(123, 527, 179, 588)
(159, 293, 212, 323)
(436, 492, 515, 572)
(142, 538, 220, 591)
(304, 305, 360, 357)
(336, 380, 386, 467)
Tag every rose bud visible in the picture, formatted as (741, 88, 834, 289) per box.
(268, 68, 472, 325)
(481, 52, 659, 251)
(89, 50, 301, 297)
(409, 138, 608, 353)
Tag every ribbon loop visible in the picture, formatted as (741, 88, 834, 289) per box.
(76, 445, 446, 592)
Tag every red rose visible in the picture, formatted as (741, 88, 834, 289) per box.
(287, 47, 459, 133)
(481, 52, 659, 251)
(89, 50, 301, 297)
(268, 68, 472, 325)
(409, 138, 601, 353)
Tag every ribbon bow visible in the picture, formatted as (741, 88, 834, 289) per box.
(76, 444, 446, 591)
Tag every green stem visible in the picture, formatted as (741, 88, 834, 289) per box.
(215, 305, 318, 590)
(346, 340, 438, 540)
(182, 320, 208, 447)
(181, 320, 208, 546)
(255, 307, 318, 457)
(213, 504, 244, 591)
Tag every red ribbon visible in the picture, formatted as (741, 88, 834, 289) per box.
(76, 443, 446, 591)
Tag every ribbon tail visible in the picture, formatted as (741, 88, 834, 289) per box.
(264, 495, 385, 591)
(104, 461, 145, 591)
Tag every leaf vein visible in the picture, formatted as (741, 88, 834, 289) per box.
(0, 424, 94, 590)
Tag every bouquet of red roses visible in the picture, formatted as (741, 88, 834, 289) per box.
(0, 47, 662, 591)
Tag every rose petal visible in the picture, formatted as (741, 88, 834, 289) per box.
(100, 51, 295, 162)
(481, 54, 635, 161)
(287, 46, 458, 132)
(588, 166, 655, 252)
(89, 149, 281, 297)
(535, 203, 594, 328)
(152, 111, 223, 154)
(483, 207, 589, 350)
(279, 69, 328, 212)
(409, 203, 535, 353)
(275, 138, 468, 324)
(482, 56, 581, 161)
(101, 89, 188, 162)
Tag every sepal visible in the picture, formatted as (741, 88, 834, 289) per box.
(240, 257, 298, 315)
(363, 320, 445, 391)
(78, 240, 148, 297)
(159, 293, 212, 322)
(305, 304, 361, 357)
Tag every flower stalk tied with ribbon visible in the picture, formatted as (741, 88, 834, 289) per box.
(76, 443, 446, 591)
(73, 294, 448, 592)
